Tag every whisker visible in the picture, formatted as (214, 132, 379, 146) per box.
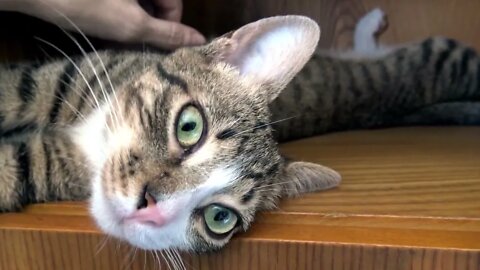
(127, 247, 138, 270)
(36, 0, 123, 129)
(52, 93, 89, 124)
(173, 249, 186, 270)
(151, 251, 160, 270)
(94, 235, 111, 256)
(38, 46, 98, 112)
(232, 115, 298, 137)
(34, 37, 113, 135)
(253, 181, 291, 191)
(143, 251, 148, 270)
(160, 250, 172, 270)
(167, 249, 180, 269)
(58, 30, 121, 131)
(56, 11, 124, 127)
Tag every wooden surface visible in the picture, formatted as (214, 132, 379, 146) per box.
(1, 0, 480, 269)
(1, 127, 480, 270)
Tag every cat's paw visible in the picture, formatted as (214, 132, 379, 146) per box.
(354, 8, 388, 53)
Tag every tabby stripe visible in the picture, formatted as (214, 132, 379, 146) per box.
(311, 58, 332, 134)
(253, 121, 268, 132)
(421, 39, 434, 63)
(74, 58, 119, 119)
(216, 129, 236, 140)
(360, 63, 375, 93)
(16, 142, 36, 205)
(432, 40, 457, 101)
(241, 188, 255, 204)
(18, 63, 40, 104)
(0, 111, 4, 129)
(0, 122, 37, 138)
(157, 63, 188, 91)
(459, 48, 475, 78)
(390, 49, 407, 109)
(236, 135, 250, 155)
(51, 140, 69, 185)
(434, 39, 457, 80)
(459, 48, 476, 96)
(344, 63, 362, 98)
(474, 62, 480, 97)
(43, 141, 55, 200)
(265, 163, 279, 177)
(49, 61, 78, 123)
(377, 61, 390, 85)
(449, 59, 459, 91)
(293, 80, 303, 102)
(330, 61, 342, 128)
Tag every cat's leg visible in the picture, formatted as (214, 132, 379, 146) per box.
(353, 8, 388, 54)
(395, 102, 480, 126)
(0, 131, 91, 211)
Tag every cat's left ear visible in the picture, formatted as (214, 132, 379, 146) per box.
(206, 16, 320, 102)
(281, 161, 341, 197)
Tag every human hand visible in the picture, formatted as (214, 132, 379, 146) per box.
(10, 0, 206, 50)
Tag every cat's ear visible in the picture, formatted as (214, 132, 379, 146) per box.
(281, 161, 341, 197)
(206, 16, 320, 101)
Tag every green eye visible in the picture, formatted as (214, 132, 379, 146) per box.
(203, 205, 238, 235)
(176, 105, 204, 148)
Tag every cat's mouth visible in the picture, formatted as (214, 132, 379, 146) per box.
(116, 188, 190, 230)
(123, 191, 179, 227)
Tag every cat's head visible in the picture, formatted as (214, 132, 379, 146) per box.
(85, 15, 341, 252)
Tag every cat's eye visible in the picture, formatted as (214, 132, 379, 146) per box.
(176, 105, 204, 148)
(203, 204, 238, 235)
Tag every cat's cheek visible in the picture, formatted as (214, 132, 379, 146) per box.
(89, 175, 124, 239)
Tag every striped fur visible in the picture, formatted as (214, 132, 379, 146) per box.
(272, 38, 480, 141)
(0, 11, 478, 252)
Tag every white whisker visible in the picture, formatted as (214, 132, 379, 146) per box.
(35, 0, 123, 130)
(58, 30, 121, 131)
(160, 250, 172, 270)
(34, 37, 113, 135)
(233, 115, 297, 137)
(173, 249, 186, 270)
(94, 235, 110, 256)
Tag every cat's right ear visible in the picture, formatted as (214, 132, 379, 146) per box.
(204, 16, 320, 102)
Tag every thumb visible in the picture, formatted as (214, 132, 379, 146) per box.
(143, 17, 206, 49)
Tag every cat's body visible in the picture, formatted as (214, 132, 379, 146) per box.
(0, 9, 479, 252)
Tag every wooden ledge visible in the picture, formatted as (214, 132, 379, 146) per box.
(1, 127, 480, 269)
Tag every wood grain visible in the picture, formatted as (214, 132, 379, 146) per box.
(1, 0, 480, 269)
(1, 127, 480, 269)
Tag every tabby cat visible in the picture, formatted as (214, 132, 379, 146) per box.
(0, 9, 479, 253)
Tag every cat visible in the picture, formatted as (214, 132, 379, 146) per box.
(0, 8, 479, 254)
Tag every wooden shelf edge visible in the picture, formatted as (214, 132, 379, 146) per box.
(1, 204, 479, 251)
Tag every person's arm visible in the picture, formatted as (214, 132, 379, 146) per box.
(0, 0, 205, 50)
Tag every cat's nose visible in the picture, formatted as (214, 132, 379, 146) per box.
(136, 185, 157, 210)
(128, 186, 167, 226)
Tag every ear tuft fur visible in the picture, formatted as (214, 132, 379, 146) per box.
(206, 15, 321, 101)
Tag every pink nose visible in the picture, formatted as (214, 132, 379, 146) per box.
(126, 205, 167, 226)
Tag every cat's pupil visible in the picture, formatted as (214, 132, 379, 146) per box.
(182, 122, 196, 132)
(214, 210, 229, 222)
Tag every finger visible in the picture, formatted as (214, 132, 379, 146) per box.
(143, 18, 205, 49)
(153, 0, 182, 22)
